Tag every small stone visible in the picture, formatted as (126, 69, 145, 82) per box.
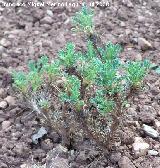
(157, 110, 160, 117)
(128, 3, 133, 8)
(4, 96, 16, 106)
(118, 156, 136, 168)
(2, 120, 11, 130)
(49, 144, 68, 158)
(135, 53, 142, 61)
(41, 139, 54, 151)
(40, 16, 53, 25)
(0, 101, 8, 109)
(42, 40, 52, 47)
(139, 105, 156, 124)
(57, 144, 68, 153)
(138, 16, 145, 23)
(125, 29, 132, 36)
(55, 33, 66, 44)
(49, 157, 69, 168)
(0, 6, 4, 11)
(118, 9, 128, 21)
(143, 124, 159, 138)
(13, 143, 28, 156)
(20, 164, 29, 168)
(120, 22, 126, 27)
(0, 110, 8, 123)
(127, 121, 140, 128)
(0, 38, 11, 48)
(34, 9, 44, 19)
(127, 107, 137, 116)
(0, 88, 6, 98)
(12, 48, 22, 56)
(122, 0, 134, 8)
(155, 120, 160, 128)
(46, 10, 54, 17)
(33, 149, 46, 159)
(127, 0, 134, 8)
(148, 150, 159, 156)
(76, 151, 86, 163)
(9, 29, 25, 35)
(4, 29, 23, 36)
(49, 131, 60, 143)
(7, 34, 16, 39)
(28, 46, 35, 56)
(131, 37, 138, 44)
(88, 149, 99, 158)
(110, 152, 121, 163)
(0, 46, 5, 54)
(0, 162, 8, 168)
(138, 38, 152, 51)
(132, 137, 149, 157)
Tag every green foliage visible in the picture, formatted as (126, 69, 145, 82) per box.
(59, 75, 81, 104)
(38, 99, 50, 110)
(13, 42, 149, 115)
(86, 41, 96, 59)
(28, 55, 48, 73)
(90, 90, 115, 115)
(97, 60, 123, 94)
(126, 60, 150, 87)
(58, 42, 76, 68)
(99, 42, 122, 62)
(78, 58, 99, 85)
(12, 55, 60, 94)
(72, 5, 94, 34)
(28, 70, 43, 91)
(155, 66, 160, 74)
(43, 60, 60, 81)
(12, 71, 28, 93)
(142, 61, 159, 74)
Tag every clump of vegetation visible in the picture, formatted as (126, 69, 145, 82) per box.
(12, 5, 150, 149)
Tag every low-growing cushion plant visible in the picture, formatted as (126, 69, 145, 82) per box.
(12, 5, 150, 149)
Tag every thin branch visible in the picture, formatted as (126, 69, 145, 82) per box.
(87, 33, 104, 62)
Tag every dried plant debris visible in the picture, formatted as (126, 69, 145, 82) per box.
(32, 127, 48, 144)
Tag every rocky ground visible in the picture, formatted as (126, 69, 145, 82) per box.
(0, 0, 160, 167)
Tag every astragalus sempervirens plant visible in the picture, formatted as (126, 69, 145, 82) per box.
(12, 5, 150, 149)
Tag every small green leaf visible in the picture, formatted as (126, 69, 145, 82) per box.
(58, 42, 76, 68)
(72, 5, 94, 34)
(155, 67, 160, 74)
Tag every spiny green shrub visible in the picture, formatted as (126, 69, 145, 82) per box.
(13, 5, 150, 149)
